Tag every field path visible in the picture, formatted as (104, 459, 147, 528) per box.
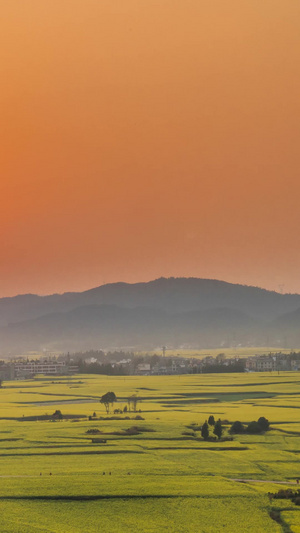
(0, 475, 38, 478)
(231, 478, 298, 485)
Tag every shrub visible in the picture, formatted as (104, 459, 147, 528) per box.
(246, 421, 262, 434)
(52, 410, 63, 420)
(229, 421, 245, 434)
(124, 427, 141, 435)
(257, 417, 269, 431)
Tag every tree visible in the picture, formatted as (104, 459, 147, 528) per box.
(128, 394, 141, 412)
(208, 415, 215, 426)
(246, 421, 262, 434)
(52, 410, 63, 420)
(100, 392, 117, 414)
(213, 419, 223, 440)
(257, 417, 269, 432)
(229, 421, 245, 434)
(216, 353, 225, 364)
(201, 421, 209, 441)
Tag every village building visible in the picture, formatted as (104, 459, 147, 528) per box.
(12, 359, 78, 378)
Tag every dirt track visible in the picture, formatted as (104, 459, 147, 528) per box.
(231, 478, 298, 485)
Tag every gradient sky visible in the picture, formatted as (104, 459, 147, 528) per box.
(1, 1, 300, 296)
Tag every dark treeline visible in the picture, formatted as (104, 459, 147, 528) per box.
(60, 350, 133, 375)
(61, 350, 135, 363)
(202, 361, 245, 373)
(191, 361, 245, 374)
(59, 349, 248, 375)
(78, 361, 126, 375)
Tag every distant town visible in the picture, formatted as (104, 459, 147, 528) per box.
(1, 349, 300, 381)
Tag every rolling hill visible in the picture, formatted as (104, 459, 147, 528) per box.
(0, 278, 300, 353)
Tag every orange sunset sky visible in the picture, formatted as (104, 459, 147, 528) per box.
(0, 1, 300, 297)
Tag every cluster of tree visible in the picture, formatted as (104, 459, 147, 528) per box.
(200, 361, 245, 374)
(201, 416, 223, 440)
(61, 350, 135, 363)
(229, 417, 270, 435)
(60, 349, 249, 376)
(127, 394, 141, 412)
(78, 361, 126, 375)
(62, 350, 106, 362)
(99, 392, 142, 414)
(132, 354, 174, 368)
(289, 351, 300, 361)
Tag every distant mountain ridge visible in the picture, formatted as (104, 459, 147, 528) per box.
(1, 277, 300, 324)
(1, 277, 300, 353)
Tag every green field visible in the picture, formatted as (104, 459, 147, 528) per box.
(1, 373, 300, 532)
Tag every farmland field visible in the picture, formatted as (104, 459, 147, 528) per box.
(137, 347, 299, 359)
(1, 373, 300, 532)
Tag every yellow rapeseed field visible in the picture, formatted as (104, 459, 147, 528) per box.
(1, 372, 300, 531)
